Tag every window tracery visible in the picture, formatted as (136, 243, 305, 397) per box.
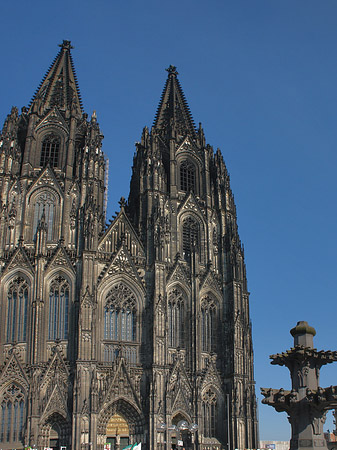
(168, 288, 184, 348)
(32, 191, 57, 241)
(201, 297, 217, 353)
(202, 389, 217, 438)
(182, 216, 199, 262)
(48, 276, 69, 340)
(180, 160, 195, 192)
(104, 283, 137, 342)
(6, 277, 28, 343)
(0, 384, 25, 443)
(40, 135, 60, 167)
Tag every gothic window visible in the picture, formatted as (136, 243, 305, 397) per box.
(0, 384, 25, 443)
(202, 389, 217, 438)
(104, 283, 137, 342)
(180, 160, 196, 192)
(182, 216, 199, 262)
(201, 297, 217, 353)
(168, 288, 184, 348)
(48, 276, 69, 340)
(40, 135, 60, 167)
(32, 191, 57, 241)
(6, 277, 28, 343)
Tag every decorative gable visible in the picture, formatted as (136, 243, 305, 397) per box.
(40, 383, 69, 420)
(178, 191, 205, 217)
(167, 260, 190, 285)
(102, 358, 140, 409)
(27, 166, 62, 195)
(45, 246, 75, 273)
(2, 246, 34, 276)
(167, 357, 192, 414)
(40, 347, 69, 392)
(0, 351, 29, 390)
(98, 245, 144, 288)
(98, 209, 144, 258)
(200, 268, 222, 295)
(35, 107, 69, 134)
(201, 358, 223, 393)
(176, 136, 202, 160)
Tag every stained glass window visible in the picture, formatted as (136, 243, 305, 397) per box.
(201, 297, 217, 353)
(0, 384, 25, 443)
(168, 288, 184, 348)
(202, 389, 217, 438)
(48, 276, 69, 340)
(33, 191, 56, 241)
(104, 283, 137, 342)
(182, 216, 199, 262)
(6, 277, 28, 343)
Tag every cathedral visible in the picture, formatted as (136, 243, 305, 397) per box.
(0, 41, 258, 450)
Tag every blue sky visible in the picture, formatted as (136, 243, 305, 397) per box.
(2, 0, 337, 441)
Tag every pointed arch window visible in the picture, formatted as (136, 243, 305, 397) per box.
(32, 191, 56, 241)
(48, 276, 69, 340)
(40, 135, 60, 167)
(168, 288, 185, 348)
(201, 297, 217, 353)
(180, 160, 196, 192)
(182, 216, 199, 262)
(202, 389, 217, 438)
(6, 277, 28, 343)
(104, 283, 137, 342)
(0, 384, 25, 443)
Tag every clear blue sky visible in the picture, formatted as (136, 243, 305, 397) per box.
(2, 0, 337, 441)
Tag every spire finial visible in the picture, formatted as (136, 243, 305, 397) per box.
(59, 40, 74, 50)
(166, 65, 178, 76)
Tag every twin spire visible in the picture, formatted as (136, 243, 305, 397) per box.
(153, 65, 197, 138)
(29, 42, 196, 139)
(29, 40, 83, 115)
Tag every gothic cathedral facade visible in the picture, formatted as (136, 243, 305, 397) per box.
(0, 41, 258, 450)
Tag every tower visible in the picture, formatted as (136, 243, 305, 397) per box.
(0, 43, 258, 450)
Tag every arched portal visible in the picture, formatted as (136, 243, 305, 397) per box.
(97, 399, 145, 450)
(39, 413, 70, 450)
(172, 413, 192, 450)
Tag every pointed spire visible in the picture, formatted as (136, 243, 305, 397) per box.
(153, 66, 196, 139)
(29, 40, 83, 115)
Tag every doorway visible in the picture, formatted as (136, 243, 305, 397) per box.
(106, 413, 130, 450)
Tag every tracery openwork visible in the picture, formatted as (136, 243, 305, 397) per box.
(201, 297, 217, 353)
(168, 288, 185, 348)
(104, 283, 137, 342)
(6, 277, 28, 343)
(0, 384, 25, 443)
(180, 160, 196, 192)
(48, 276, 69, 340)
(40, 134, 60, 167)
(33, 191, 57, 241)
(182, 216, 199, 262)
(202, 388, 217, 438)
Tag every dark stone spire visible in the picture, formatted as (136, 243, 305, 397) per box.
(28, 40, 83, 116)
(152, 66, 196, 141)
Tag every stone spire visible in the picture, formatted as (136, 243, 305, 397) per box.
(28, 40, 83, 115)
(152, 65, 196, 141)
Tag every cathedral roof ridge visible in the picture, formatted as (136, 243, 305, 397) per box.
(28, 40, 83, 116)
(152, 66, 196, 138)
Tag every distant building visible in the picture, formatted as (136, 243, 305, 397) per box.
(0, 41, 258, 450)
(260, 441, 290, 450)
